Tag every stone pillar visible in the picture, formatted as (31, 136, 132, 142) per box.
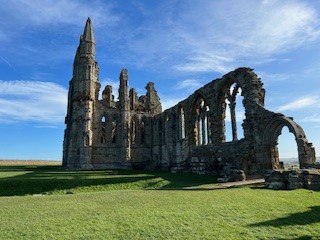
(229, 100, 238, 141)
(102, 85, 113, 106)
(202, 116, 206, 145)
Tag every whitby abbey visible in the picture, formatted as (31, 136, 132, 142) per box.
(62, 18, 316, 175)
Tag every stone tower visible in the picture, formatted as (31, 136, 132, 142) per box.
(63, 18, 100, 169)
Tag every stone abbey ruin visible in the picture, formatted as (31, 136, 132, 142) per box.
(63, 18, 316, 175)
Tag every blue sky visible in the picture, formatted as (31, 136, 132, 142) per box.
(0, 0, 319, 161)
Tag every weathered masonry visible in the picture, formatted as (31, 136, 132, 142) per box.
(63, 18, 316, 174)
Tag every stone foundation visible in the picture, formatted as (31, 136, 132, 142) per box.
(265, 169, 320, 190)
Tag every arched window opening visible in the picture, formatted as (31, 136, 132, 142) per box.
(194, 97, 210, 146)
(159, 119, 163, 145)
(164, 116, 169, 144)
(100, 134, 106, 144)
(141, 121, 145, 144)
(224, 83, 245, 142)
(277, 126, 298, 169)
(180, 108, 186, 139)
(85, 135, 90, 146)
(111, 120, 116, 143)
(100, 116, 106, 144)
(131, 119, 137, 144)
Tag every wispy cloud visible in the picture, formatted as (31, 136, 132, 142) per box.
(110, 0, 320, 74)
(160, 95, 185, 111)
(1, 0, 120, 28)
(0, 80, 67, 125)
(0, 56, 16, 71)
(277, 96, 319, 111)
(257, 71, 292, 84)
(0, 0, 121, 68)
(99, 78, 119, 100)
(173, 54, 234, 73)
(1, 0, 319, 76)
(302, 114, 320, 123)
(176, 79, 203, 91)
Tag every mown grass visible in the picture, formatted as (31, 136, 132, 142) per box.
(0, 164, 216, 196)
(0, 162, 320, 239)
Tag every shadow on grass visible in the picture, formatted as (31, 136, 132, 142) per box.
(0, 165, 217, 196)
(249, 206, 320, 227)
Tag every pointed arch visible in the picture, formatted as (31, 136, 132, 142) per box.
(192, 92, 210, 146)
(224, 83, 245, 142)
(262, 116, 315, 169)
(216, 79, 245, 142)
(141, 119, 145, 145)
(100, 115, 106, 144)
(179, 106, 186, 140)
(131, 116, 138, 145)
(85, 134, 90, 146)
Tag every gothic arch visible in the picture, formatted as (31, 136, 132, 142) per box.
(178, 105, 186, 140)
(262, 116, 310, 168)
(130, 115, 139, 145)
(191, 91, 210, 115)
(216, 80, 244, 143)
(140, 117, 147, 145)
(214, 70, 265, 143)
(100, 115, 107, 144)
(263, 116, 305, 144)
(192, 93, 210, 146)
(217, 69, 265, 109)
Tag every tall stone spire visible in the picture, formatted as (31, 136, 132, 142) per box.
(77, 17, 96, 57)
(63, 18, 100, 169)
(82, 17, 95, 43)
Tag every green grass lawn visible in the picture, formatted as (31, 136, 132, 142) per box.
(0, 163, 320, 239)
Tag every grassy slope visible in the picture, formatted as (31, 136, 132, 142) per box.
(0, 164, 320, 239)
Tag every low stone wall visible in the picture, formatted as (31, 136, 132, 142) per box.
(265, 169, 320, 190)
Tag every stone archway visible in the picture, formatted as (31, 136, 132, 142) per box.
(262, 116, 315, 169)
(191, 92, 210, 146)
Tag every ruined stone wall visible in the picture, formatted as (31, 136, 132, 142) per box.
(63, 19, 316, 173)
(150, 68, 316, 174)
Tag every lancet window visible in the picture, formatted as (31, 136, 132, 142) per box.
(194, 97, 210, 146)
(224, 83, 244, 142)
(180, 107, 186, 140)
(100, 116, 106, 144)
(141, 121, 145, 145)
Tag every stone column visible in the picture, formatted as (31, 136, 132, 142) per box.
(202, 116, 207, 145)
(229, 100, 238, 141)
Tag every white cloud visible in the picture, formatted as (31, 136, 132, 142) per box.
(160, 95, 184, 111)
(0, 80, 67, 124)
(257, 71, 292, 84)
(4, 0, 119, 28)
(302, 114, 320, 123)
(173, 54, 234, 74)
(99, 78, 119, 100)
(176, 79, 203, 91)
(113, 0, 320, 74)
(277, 96, 319, 111)
(2, 0, 319, 75)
